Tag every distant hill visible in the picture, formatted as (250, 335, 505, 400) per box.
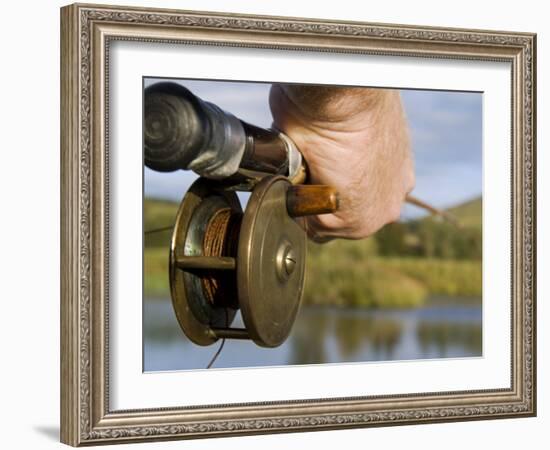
(446, 197, 482, 230)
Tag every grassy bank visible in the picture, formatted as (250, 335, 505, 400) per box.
(379, 257, 481, 297)
(303, 238, 481, 308)
(304, 256, 481, 308)
(144, 245, 481, 307)
(143, 196, 482, 307)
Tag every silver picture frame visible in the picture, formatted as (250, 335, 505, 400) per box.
(60, 3, 536, 445)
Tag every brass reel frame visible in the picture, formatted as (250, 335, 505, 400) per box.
(169, 175, 338, 348)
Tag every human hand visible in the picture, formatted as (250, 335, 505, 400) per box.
(269, 84, 414, 242)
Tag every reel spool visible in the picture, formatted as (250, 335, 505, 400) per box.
(169, 175, 338, 348)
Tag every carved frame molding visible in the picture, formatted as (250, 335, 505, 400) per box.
(60, 3, 536, 446)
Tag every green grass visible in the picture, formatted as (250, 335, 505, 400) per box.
(144, 247, 170, 297)
(304, 258, 428, 308)
(378, 257, 482, 297)
(304, 238, 426, 308)
(303, 238, 481, 309)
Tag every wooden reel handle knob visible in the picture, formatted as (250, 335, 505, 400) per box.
(286, 185, 339, 217)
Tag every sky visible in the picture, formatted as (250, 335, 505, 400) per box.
(143, 78, 482, 218)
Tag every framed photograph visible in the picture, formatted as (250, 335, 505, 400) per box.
(60, 3, 536, 446)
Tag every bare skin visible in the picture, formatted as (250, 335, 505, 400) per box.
(269, 84, 415, 242)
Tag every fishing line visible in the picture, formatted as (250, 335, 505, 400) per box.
(206, 308, 229, 369)
(144, 225, 173, 235)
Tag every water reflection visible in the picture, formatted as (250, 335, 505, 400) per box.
(417, 322, 482, 357)
(289, 313, 329, 365)
(333, 315, 402, 360)
(143, 297, 482, 371)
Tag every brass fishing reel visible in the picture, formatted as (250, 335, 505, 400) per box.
(144, 81, 339, 348)
(169, 176, 338, 348)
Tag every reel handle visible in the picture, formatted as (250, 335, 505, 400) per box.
(287, 185, 339, 217)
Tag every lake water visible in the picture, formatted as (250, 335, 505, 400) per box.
(144, 297, 481, 372)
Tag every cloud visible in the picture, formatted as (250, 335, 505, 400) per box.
(402, 89, 482, 169)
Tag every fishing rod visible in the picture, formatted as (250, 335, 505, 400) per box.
(143, 82, 456, 357)
(144, 82, 454, 221)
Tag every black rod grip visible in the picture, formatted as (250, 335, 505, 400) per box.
(144, 82, 291, 178)
(144, 82, 211, 172)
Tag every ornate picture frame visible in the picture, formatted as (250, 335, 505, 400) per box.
(60, 3, 536, 446)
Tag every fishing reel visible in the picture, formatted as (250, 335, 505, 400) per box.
(170, 176, 337, 347)
(145, 82, 339, 348)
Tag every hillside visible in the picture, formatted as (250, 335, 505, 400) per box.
(446, 197, 482, 230)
